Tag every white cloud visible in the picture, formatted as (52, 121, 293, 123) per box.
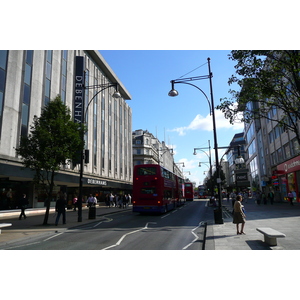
(169, 109, 244, 136)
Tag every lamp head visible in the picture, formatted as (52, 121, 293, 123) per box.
(112, 90, 122, 98)
(168, 89, 179, 97)
(235, 156, 245, 165)
(168, 80, 179, 97)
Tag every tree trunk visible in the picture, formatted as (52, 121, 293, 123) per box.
(43, 171, 55, 225)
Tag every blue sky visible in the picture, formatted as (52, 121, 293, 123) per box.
(100, 50, 244, 185)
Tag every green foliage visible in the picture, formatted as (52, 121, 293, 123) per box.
(217, 50, 300, 143)
(15, 95, 84, 224)
(205, 168, 226, 193)
(16, 95, 84, 174)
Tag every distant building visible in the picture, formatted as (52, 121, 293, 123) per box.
(226, 132, 249, 191)
(132, 129, 183, 177)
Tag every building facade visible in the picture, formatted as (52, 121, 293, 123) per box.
(132, 129, 183, 177)
(226, 132, 249, 191)
(262, 106, 300, 202)
(0, 50, 132, 210)
(243, 100, 300, 202)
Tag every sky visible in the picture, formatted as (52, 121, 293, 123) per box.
(100, 50, 244, 185)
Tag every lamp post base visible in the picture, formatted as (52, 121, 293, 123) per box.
(214, 208, 224, 224)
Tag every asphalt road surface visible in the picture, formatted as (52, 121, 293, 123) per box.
(3, 200, 210, 250)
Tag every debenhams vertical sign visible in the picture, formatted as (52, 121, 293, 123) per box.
(74, 56, 84, 124)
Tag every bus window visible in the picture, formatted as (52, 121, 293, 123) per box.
(141, 188, 156, 194)
(137, 167, 157, 176)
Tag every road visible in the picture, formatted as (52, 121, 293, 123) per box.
(3, 200, 210, 250)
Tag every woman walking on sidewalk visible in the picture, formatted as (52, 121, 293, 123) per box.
(233, 195, 246, 235)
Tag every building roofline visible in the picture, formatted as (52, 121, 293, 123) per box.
(85, 50, 132, 100)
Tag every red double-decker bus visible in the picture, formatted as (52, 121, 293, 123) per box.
(184, 182, 194, 201)
(132, 164, 184, 213)
(175, 175, 185, 207)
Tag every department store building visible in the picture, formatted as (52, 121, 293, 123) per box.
(0, 50, 132, 210)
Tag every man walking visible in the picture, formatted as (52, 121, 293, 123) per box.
(55, 192, 66, 225)
(19, 194, 29, 220)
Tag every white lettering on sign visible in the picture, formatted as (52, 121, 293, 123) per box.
(284, 160, 300, 172)
(87, 179, 107, 185)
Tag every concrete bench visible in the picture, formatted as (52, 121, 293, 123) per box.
(256, 227, 286, 246)
(0, 223, 12, 234)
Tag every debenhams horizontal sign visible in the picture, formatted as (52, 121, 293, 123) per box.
(87, 178, 107, 186)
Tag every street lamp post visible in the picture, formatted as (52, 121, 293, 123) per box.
(77, 82, 121, 222)
(169, 58, 223, 224)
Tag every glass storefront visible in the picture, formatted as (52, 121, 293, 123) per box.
(277, 155, 300, 203)
(0, 179, 31, 210)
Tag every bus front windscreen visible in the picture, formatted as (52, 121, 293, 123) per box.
(137, 167, 157, 176)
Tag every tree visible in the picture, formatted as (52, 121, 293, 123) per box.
(217, 50, 300, 145)
(15, 96, 84, 225)
(205, 167, 226, 197)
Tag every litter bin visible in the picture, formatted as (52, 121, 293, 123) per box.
(88, 205, 96, 219)
(214, 208, 223, 224)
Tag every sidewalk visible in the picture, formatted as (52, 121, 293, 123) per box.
(205, 198, 300, 250)
(0, 204, 131, 246)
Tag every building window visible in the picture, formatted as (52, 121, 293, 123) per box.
(61, 50, 68, 104)
(291, 138, 300, 156)
(108, 97, 112, 172)
(93, 76, 98, 167)
(101, 84, 105, 168)
(114, 98, 118, 173)
(0, 50, 8, 138)
(119, 103, 123, 175)
(268, 131, 274, 144)
(276, 147, 283, 163)
(271, 152, 277, 166)
(44, 50, 52, 106)
(21, 50, 33, 137)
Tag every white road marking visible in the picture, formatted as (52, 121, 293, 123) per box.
(102, 222, 157, 250)
(161, 213, 171, 219)
(182, 221, 205, 250)
(44, 232, 64, 241)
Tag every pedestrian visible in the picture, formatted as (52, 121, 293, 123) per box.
(233, 195, 246, 235)
(288, 191, 294, 205)
(231, 192, 236, 208)
(128, 194, 131, 204)
(113, 194, 117, 207)
(105, 194, 110, 207)
(73, 195, 78, 211)
(268, 191, 274, 205)
(55, 193, 66, 225)
(292, 190, 297, 203)
(124, 194, 129, 208)
(262, 192, 267, 205)
(255, 191, 261, 205)
(6, 188, 13, 209)
(115, 194, 120, 208)
(19, 194, 28, 220)
(109, 193, 114, 207)
(87, 194, 97, 207)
